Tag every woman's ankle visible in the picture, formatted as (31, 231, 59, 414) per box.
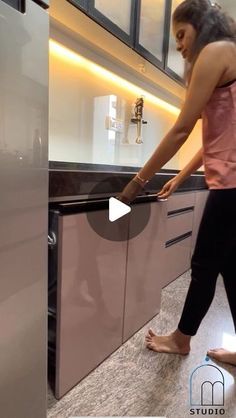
(172, 328, 192, 345)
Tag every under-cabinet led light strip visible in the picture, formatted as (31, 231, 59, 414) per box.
(49, 39, 180, 117)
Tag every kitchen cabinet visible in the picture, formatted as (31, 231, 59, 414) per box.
(135, 0, 167, 68)
(67, 0, 185, 83)
(89, 0, 136, 46)
(123, 201, 166, 342)
(163, 235, 192, 288)
(162, 192, 195, 288)
(166, 0, 186, 82)
(48, 190, 208, 398)
(48, 207, 129, 399)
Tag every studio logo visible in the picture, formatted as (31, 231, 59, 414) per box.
(189, 358, 225, 415)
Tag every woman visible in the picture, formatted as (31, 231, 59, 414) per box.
(119, 0, 236, 366)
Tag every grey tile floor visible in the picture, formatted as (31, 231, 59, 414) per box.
(48, 271, 236, 418)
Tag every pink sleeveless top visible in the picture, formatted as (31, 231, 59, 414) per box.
(202, 80, 236, 189)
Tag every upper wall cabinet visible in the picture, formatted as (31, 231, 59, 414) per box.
(135, 0, 167, 68)
(166, 0, 185, 82)
(67, 0, 186, 84)
(69, 0, 88, 12)
(69, 0, 136, 45)
(91, 0, 135, 44)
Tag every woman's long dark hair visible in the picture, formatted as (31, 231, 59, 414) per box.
(173, 0, 236, 62)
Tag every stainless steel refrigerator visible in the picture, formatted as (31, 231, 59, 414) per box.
(0, 1, 49, 417)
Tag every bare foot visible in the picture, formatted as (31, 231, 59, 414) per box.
(207, 348, 236, 366)
(145, 328, 191, 355)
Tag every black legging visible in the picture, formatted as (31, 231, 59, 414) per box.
(178, 188, 236, 336)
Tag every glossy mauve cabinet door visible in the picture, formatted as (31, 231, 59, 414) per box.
(167, 191, 195, 212)
(163, 236, 192, 288)
(55, 211, 128, 399)
(123, 201, 167, 342)
(162, 192, 195, 288)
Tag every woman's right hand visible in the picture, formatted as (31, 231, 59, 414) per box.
(117, 178, 143, 204)
(157, 177, 180, 199)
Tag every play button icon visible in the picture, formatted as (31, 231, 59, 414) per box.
(86, 176, 151, 241)
(109, 197, 131, 222)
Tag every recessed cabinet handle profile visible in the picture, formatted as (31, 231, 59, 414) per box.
(165, 231, 192, 248)
(167, 206, 194, 217)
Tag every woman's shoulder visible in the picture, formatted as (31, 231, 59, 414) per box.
(200, 40, 236, 57)
(193, 42, 227, 74)
(196, 41, 236, 77)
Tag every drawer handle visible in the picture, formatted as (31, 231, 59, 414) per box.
(165, 231, 192, 248)
(167, 206, 194, 217)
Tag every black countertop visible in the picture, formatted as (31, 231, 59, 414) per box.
(49, 161, 207, 206)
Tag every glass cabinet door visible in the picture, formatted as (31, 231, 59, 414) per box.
(166, 0, 185, 82)
(135, 0, 167, 67)
(89, 0, 136, 46)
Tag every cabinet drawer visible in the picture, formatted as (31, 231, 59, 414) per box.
(162, 236, 192, 287)
(167, 192, 195, 213)
(166, 210, 193, 243)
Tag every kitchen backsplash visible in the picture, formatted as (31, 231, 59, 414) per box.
(49, 33, 202, 171)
